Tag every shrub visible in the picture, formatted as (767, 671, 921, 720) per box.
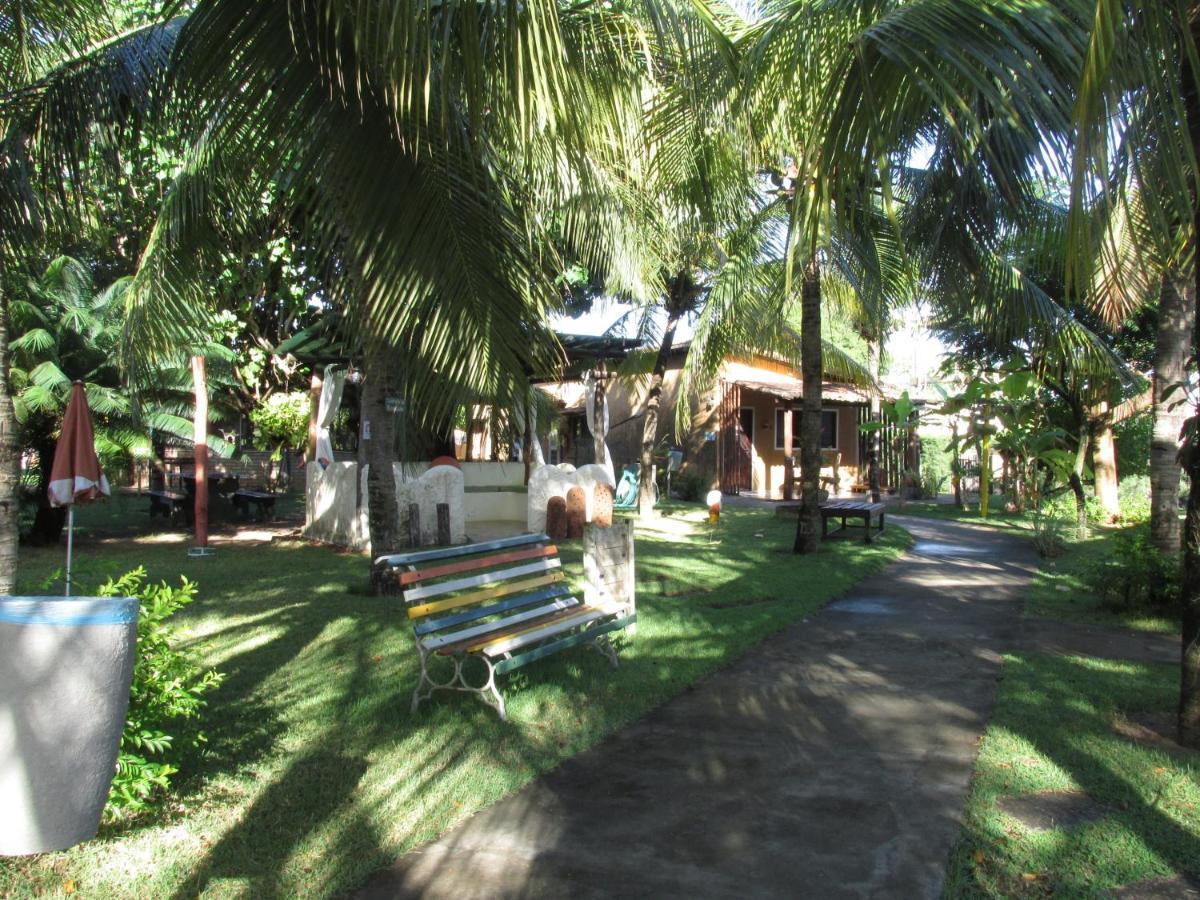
(919, 435, 953, 498)
(1031, 511, 1068, 558)
(1117, 474, 1152, 523)
(249, 390, 310, 455)
(671, 472, 707, 502)
(1082, 527, 1179, 613)
(99, 568, 223, 819)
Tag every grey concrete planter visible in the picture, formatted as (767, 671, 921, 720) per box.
(0, 595, 139, 855)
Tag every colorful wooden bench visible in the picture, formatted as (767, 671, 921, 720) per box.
(377, 533, 635, 720)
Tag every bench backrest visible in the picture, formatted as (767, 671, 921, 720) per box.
(378, 534, 572, 641)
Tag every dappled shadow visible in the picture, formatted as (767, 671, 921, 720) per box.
(351, 516, 1044, 898)
(952, 653, 1200, 895)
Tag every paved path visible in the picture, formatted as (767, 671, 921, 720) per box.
(353, 516, 1176, 900)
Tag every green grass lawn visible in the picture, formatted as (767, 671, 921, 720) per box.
(1025, 527, 1178, 635)
(897, 501, 1035, 532)
(944, 654, 1200, 897)
(0, 503, 909, 898)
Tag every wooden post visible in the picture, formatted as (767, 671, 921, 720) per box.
(408, 502, 421, 547)
(191, 355, 210, 552)
(783, 406, 794, 500)
(436, 502, 451, 545)
(566, 486, 586, 539)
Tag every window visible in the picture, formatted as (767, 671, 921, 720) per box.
(775, 409, 838, 450)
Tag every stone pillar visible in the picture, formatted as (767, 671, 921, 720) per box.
(583, 520, 635, 633)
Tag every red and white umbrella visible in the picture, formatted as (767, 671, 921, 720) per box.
(48, 382, 110, 595)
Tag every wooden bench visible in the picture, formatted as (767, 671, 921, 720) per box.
(378, 533, 635, 720)
(232, 489, 276, 520)
(820, 500, 885, 543)
(147, 490, 190, 523)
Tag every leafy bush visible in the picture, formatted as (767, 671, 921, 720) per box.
(1114, 410, 1152, 478)
(920, 435, 954, 499)
(249, 390, 310, 455)
(1082, 527, 1179, 612)
(1117, 474, 1152, 523)
(671, 472, 707, 502)
(1043, 489, 1106, 526)
(1031, 511, 1068, 558)
(99, 568, 223, 818)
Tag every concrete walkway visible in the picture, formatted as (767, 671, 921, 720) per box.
(352, 515, 1175, 899)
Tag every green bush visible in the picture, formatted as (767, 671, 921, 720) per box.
(671, 471, 707, 502)
(1031, 510, 1068, 558)
(1117, 474, 1152, 523)
(1082, 526, 1179, 612)
(1043, 489, 1106, 525)
(1114, 410, 1152, 478)
(919, 435, 953, 498)
(99, 568, 223, 819)
(249, 390, 310, 455)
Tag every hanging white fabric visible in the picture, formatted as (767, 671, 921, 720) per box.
(583, 371, 614, 483)
(315, 365, 346, 468)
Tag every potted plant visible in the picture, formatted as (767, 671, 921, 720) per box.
(0, 594, 138, 855)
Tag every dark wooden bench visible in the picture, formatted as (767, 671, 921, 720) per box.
(147, 490, 190, 523)
(820, 500, 885, 543)
(378, 533, 635, 720)
(232, 489, 276, 520)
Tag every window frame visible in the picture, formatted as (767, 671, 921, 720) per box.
(774, 407, 839, 451)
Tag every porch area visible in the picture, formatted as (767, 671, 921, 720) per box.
(717, 377, 915, 500)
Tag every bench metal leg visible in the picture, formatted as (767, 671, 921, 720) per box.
(410, 642, 508, 721)
(589, 634, 619, 669)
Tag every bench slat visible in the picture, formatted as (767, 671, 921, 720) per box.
(398, 544, 557, 586)
(423, 596, 581, 652)
(403, 558, 562, 602)
(473, 606, 608, 655)
(412, 579, 569, 632)
(377, 533, 549, 568)
(493, 615, 636, 675)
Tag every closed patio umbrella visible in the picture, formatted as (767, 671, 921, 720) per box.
(48, 382, 110, 596)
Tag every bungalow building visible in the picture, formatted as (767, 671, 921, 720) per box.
(539, 342, 919, 499)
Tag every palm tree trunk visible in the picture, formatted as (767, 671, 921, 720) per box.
(362, 344, 401, 588)
(1069, 427, 1089, 540)
(1151, 269, 1191, 556)
(794, 259, 822, 554)
(639, 303, 682, 516)
(1180, 15, 1200, 748)
(192, 355, 210, 550)
(0, 289, 19, 592)
(1092, 402, 1119, 522)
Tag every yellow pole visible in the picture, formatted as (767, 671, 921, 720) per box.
(980, 433, 991, 519)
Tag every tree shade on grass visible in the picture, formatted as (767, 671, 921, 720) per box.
(1027, 528, 1180, 635)
(944, 654, 1200, 896)
(0, 505, 908, 898)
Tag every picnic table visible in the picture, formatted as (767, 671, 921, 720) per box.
(820, 500, 885, 543)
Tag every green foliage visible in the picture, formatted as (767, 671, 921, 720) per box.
(98, 568, 223, 819)
(1117, 474, 1152, 523)
(670, 472, 707, 502)
(1082, 527, 1179, 614)
(1030, 510, 1068, 558)
(249, 391, 311, 455)
(919, 435, 952, 498)
(1114, 411, 1152, 479)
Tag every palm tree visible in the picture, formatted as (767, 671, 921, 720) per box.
(0, 1, 181, 587)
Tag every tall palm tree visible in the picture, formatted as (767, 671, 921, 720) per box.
(0, 1, 180, 588)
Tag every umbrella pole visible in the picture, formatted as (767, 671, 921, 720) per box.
(65, 506, 74, 597)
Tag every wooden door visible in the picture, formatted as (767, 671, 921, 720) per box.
(720, 384, 753, 494)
